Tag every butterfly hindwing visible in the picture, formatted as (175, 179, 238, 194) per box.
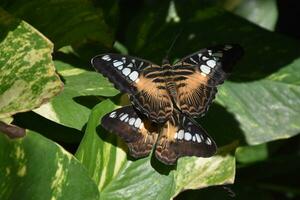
(101, 105, 159, 158)
(92, 53, 173, 123)
(172, 44, 244, 117)
(155, 111, 217, 165)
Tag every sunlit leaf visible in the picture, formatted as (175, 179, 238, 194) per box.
(34, 59, 119, 130)
(0, 9, 63, 118)
(0, 131, 99, 200)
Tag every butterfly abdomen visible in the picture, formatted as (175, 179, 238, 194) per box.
(166, 80, 177, 101)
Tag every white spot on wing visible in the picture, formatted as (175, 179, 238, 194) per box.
(177, 130, 184, 140)
(109, 111, 117, 118)
(129, 71, 139, 81)
(129, 118, 135, 125)
(195, 134, 201, 143)
(200, 65, 211, 74)
(184, 132, 192, 141)
(101, 55, 111, 61)
(207, 60, 216, 68)
(206, 137, 212, 145)
(200, 135, 204, 141)
(198, 53, 202, 60)
(118, 65, 123, 70)
(202, 56, 209, 61)
(120, 114, 128, 121)
(134, 118, 142, 128)
(113, 61, 123, 67)
(190, 57, 198, 64)
(127, 63, 133, 68)
(122, 68, 131, 76)
(192, 135, 196, 142)
(124, 117, 129, 122)
(138, 62, 144, 69)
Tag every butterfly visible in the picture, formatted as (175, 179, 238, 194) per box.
(92, 44, 243, 164)
(101, 105, 217, 165)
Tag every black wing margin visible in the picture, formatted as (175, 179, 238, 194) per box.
(101, 105, 159, 158)
(172, 44, 244, 118)
(155, 111, 217, 165)
(91, 53, 159, 94)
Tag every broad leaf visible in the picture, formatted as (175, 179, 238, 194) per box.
(0, 131, 99, 200)
(217, 58, 300, 145)
(235, 144, 268, 164)
(75, 100, 236, 199)
(0, 9, 63, 118)
(0, 0, 113, 49)
(34, 59, 119, 130)
(224, 0, 278, 31)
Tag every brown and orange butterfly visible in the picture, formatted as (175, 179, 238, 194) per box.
(92, 44, 243, 165)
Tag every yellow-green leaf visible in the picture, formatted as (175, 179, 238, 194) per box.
(0, 9, 63, 118)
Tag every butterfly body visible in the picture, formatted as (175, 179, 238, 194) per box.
(92, 44, 244, 165)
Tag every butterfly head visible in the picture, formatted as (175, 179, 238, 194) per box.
(162, 57, 171, 68)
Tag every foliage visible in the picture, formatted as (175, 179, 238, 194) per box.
(0, 0, 300, 199)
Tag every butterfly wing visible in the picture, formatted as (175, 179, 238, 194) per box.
(92, 54, 173, 123)
(101, 105, 159, 158)
(155, 111, 217, 165)
(172, 44, 244, 117)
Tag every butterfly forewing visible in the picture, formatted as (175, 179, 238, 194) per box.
(172, 44, 244, 117)
(101, 106, 159, 158)
(92, 54, 150, 94)
(155, 111, 217, 165)
(92, 54, 173, 123)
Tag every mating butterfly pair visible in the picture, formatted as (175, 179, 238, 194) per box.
(92, 44, 243, 165)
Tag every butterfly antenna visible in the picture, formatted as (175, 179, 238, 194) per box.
(164, 28, 183, 62)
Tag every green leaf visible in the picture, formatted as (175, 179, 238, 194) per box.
(75, 100, 236, 199)
(0, 131, 99, 200)
(217, 58, 300, 145)
(0, 9, 63, 118)
(230, 0, 278, 31)
(34, 58, 119, 130)
(235, 144, 268, 164)
(1, 0, 114, 49)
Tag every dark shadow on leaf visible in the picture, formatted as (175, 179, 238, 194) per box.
(95, 125, 128, 155)
(53, 51, 94, 71)
(150, 152, 176, 175)
(121, 1, 300, 83)
(276, 1, 300, 40)
(73, 96, 106, 110)
(73, 92, 125, 111)
(13, 111, 83, 153)
(71, 41, 113, 65)
(0, 10, 21, 42)
(198, 103, 246, 147)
